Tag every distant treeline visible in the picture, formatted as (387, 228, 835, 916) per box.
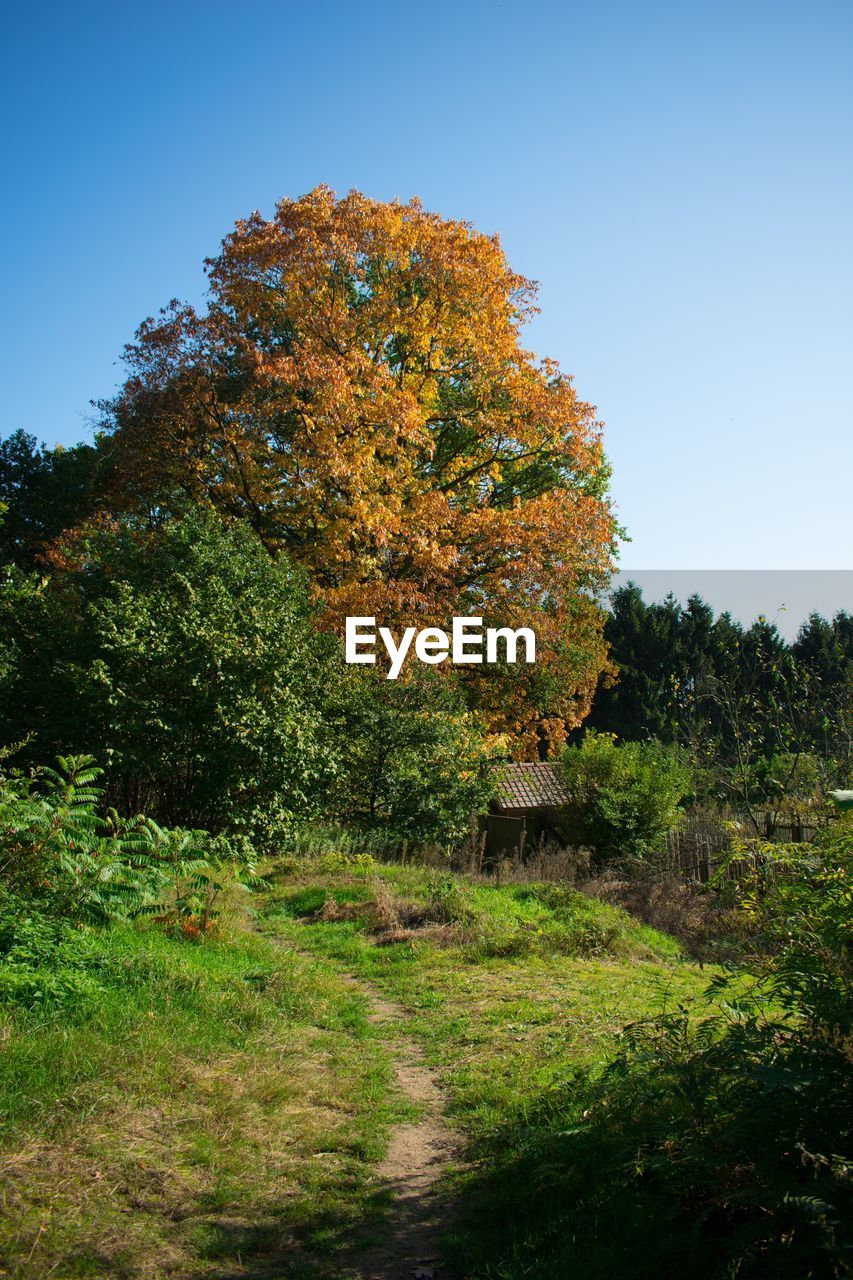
(584, 582, 851, 804)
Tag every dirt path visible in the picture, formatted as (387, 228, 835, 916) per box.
(330, 974, 464, 1280)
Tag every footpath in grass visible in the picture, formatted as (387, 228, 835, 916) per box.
(267, 860, 720, 1277)
(0, 861, 730, 1279)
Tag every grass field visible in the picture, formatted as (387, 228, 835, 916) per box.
(0, 860, 727, 1278)
(0, 916, 410, 1278)
(266, 861, 723, 1277)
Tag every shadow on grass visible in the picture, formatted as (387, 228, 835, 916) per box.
(437, 1024, 853, 1280)
(120, 1081, 849, 1280)
(188, 1182, 442, 1280)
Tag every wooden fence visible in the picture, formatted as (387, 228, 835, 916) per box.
(664, 808, 823, 883)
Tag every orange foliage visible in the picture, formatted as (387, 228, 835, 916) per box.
(101, 187, 617, 753)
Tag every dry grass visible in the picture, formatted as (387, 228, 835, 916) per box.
(1, 1024, 384, 1277)
(312, 879, 470, 949)
(580, 870, 743, 958)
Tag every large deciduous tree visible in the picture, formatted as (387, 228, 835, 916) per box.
(100, 187, 617, 752)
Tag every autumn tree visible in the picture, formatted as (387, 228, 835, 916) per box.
(99, 187, 617, 752)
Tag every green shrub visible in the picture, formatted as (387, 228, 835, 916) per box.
(326, 667, 498, 845)
(424, 871, 474, 924)
(0, 755, 258, 931)
(557, 731, 693, 864)
(0, 509, 337, 847)
(1, 754, 167, 921)
(0, 889, 105, 1009)
(718, 819, 852, 1036)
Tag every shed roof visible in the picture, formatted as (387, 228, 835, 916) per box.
(493, 762, 570, 811)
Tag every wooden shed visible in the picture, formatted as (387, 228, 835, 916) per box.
(481, 762, 571, 861)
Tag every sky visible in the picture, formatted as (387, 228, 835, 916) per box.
(2, 1, 852, 596)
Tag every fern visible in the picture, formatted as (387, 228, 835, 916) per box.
(0, 756, 258, 931)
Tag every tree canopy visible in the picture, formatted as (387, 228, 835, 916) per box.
(97, 187, 617, 752)
(0, 430, 101, 569)
(0, 511, 336, 844)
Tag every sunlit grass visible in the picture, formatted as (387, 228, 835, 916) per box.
(0, 919, 402, 1278)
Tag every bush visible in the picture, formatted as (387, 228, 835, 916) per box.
(0, 888, 108, 1009)
(327, 667, 498, 845)
(557, 731, 693, 865)
(717, 820, 852, 1035)
(0, 755, 258, 932)
(1, 754, 166, 922)
(0, 509, 338, 846)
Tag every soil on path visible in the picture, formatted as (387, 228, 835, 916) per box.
(334, 977, 464, 1280)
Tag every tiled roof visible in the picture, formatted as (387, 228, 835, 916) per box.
(493, 762, 570, 810)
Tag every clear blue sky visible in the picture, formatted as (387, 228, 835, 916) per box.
(3, 0, 851, 573)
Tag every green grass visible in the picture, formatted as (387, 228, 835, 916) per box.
(0, 862, 750, 1279)
(265, 863, 724, 1274)
(0, 916, 405, 1279)
(266, 861, 852, 1280)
